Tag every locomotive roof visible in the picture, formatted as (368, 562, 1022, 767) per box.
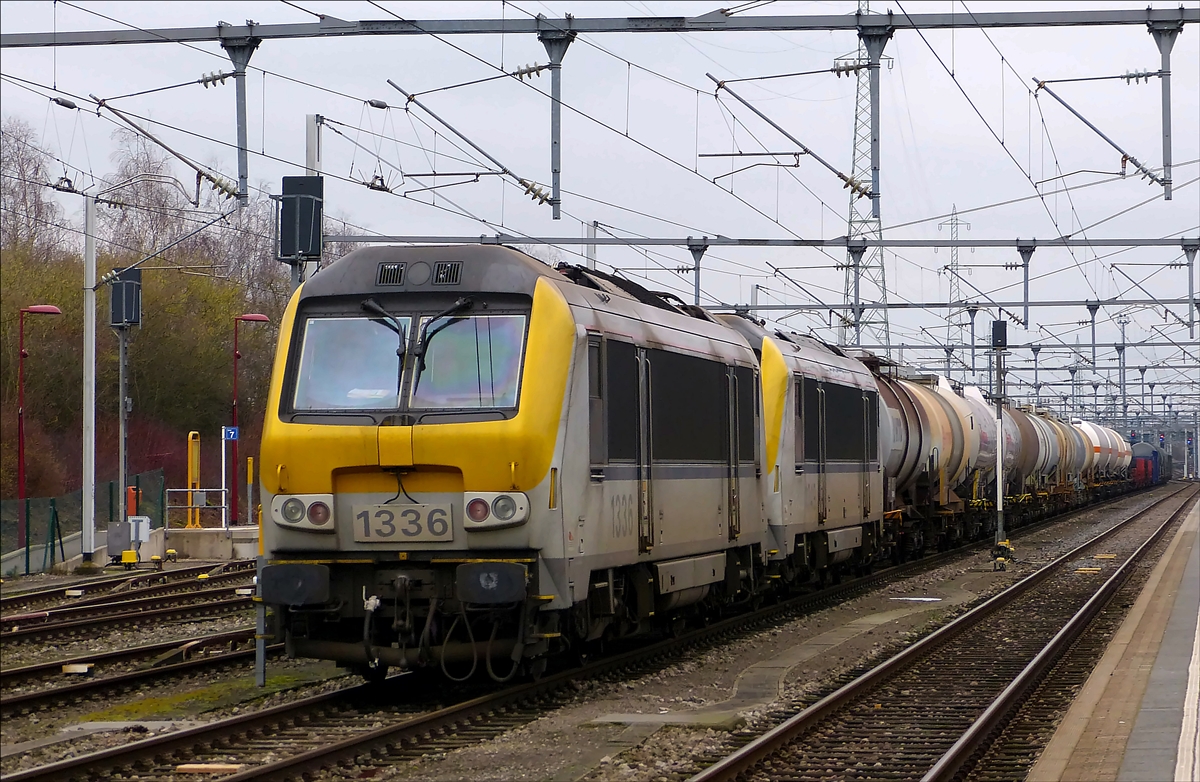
(298, 244, 559, 300)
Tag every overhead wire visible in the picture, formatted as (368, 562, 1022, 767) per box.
(15, 3, 1193, 372)
(894, 1, 1101, 300)
(363, 0, 824, 244)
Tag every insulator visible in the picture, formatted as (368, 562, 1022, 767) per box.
(366, 174, 391, 192)
(519, 178, 550, 204)
(843, 177, 870, 199)
(367, 99, 389, 109)
(208, 176, 238, 199)
(1123, 69, 1154, 84)
(199, 71, 230, 88)
(52, 97, 77, 110)
(513, 63, 547, 81)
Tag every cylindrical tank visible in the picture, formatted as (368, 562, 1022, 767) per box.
(1008, 408, 1041, 481)
(1000, 408, 1022, 475)
(960, 386, 996, 475)
(876, 376, 922, 492)
(1075, 420, 1113, 474)
(1107, 428, 1132, 473)
(1072, 421, 1096, 475)
(899, 379, 955, 484)
(937, 377, 980, 487)
(1099, 426, 1121, 474)
(1026, 413, 1060, 477)
(1061, 420, 1088, 477)
(1043, 416, 1079, 481)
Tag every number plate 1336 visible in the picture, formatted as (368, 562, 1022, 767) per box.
(353, 504, 453, 542)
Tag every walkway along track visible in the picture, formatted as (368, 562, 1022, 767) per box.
(0, 561, 255, 616)
(3, 488, 1174, 782)
(688, 484, 1199, 782)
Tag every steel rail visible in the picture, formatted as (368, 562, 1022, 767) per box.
(0, 680, 372, 782)
(1, 644, 285, 717)
(687, 484, 1196, 782)
(0, 560, 253, 614)
(0, 526, 1024, 780)
(0, 628, 255, 687)
(0, 570, 252, 622)
(2, 585, 249, 628)
(922, 486, 1199, 781)
(2, 488, 1168, 780)
(0, 595, 252, 643)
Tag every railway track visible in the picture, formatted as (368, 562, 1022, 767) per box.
(0, 630, 286, 718)
(4, 487, 1176, 782)
(0, 588, 254, 645)
(687, 483, 1198, 782)
(0, 560, 254, 616)
(1, 629, 256, 689)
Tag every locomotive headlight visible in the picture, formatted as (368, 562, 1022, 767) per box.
(463, 492, 528, 530)
(491, 495, 517, 521)
(271, 494, 335, 533)
(281, 498, 306, 523)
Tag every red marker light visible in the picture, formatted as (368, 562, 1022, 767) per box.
(467, 499, 490, 522)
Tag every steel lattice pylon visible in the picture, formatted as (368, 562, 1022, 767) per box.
(838, 0, 890, 352)
(939, 205, 970, 377)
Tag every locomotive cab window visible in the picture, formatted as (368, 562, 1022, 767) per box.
(409, 314, 527, 409)
(293, 316, 410, 410)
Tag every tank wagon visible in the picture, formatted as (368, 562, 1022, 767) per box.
(258, 245, 1150, 680)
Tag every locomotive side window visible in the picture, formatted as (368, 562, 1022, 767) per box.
(734, 365, 756, 464)
(647, 349, 726, 462)
(824, 383, 864, 461)
(588, 337, 606, 465)
(803, 377, 820, 461)
(794, 377, 804, 466)
(866, 390, 879, 460)
(293, 317, 410, 410)
(606, 340, 638, 462)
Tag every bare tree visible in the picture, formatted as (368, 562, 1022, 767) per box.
(97, 129, 198, 257)
(0, 116, 70, 258)
(513, 243, 563, 266)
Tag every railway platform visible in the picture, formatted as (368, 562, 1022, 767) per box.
(1029, 493, 1200, 782)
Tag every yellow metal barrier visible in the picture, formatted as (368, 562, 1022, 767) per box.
(186, 431, 201, 528)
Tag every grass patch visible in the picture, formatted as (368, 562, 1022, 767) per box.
(79, 664, 343, 722)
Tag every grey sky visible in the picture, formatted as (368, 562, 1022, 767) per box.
(2, 1, 1197, 414)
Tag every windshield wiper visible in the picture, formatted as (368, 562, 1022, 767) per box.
(414, 297, 474, 372)
(361, 297, 407, 398)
